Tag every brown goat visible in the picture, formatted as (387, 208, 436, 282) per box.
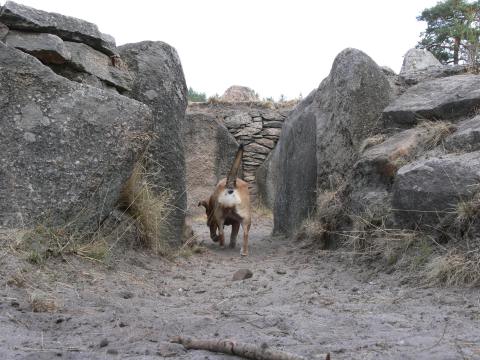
(199, 144, 251, 256)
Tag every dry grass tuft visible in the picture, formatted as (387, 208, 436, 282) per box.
(359, 134, 386, 153)
(418, 120, 455, 149)
(296, 185, 347, 249)
(19, 224, 77, 264)
(177, 244, 207, 258)
(455, 192, 480, 225)
(75, 239, 109, 262)
(118, 163, 173, 255)
(296, 217, 328, 249)
(346, 212, 419, 263)
(426, 250, 480, 287)
(424, 190, 480, 286)
(7, 273, 27, 288)
(29, 291, 58, 313)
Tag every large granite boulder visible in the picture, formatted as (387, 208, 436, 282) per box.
(382, 74, 480, 128)
(273, 90, 317, 235)
(119, 41, 188, 245)
(392, 152, 480, 228)
(183, 111, 238, 215)
(398, 49, 467, 86)
(0, 44, 152, 230)
(0, 1, 117, 55)
(221, 85, 259, 102)
(315, 48, 392, 193)
(400, 48, 442, 75)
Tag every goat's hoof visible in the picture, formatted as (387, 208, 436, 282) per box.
(240, 248, 248, 257)
(229, 242, 236, 249)
(212, 235, 219, 242)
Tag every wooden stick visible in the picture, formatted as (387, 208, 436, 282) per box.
(171, 336, 330, 360)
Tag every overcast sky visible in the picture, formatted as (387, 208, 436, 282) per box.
(2, 0, 440, 100)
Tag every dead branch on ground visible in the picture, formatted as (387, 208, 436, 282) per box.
(171, 336, 330, 360)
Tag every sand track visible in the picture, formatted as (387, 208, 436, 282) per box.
(1, 216, 480, 359)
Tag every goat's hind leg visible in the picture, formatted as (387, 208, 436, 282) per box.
(240, 221, 251, 256)
(209, 223, 219, 242)
(229, 221, 240, 249)
(217, 219, 225, 248)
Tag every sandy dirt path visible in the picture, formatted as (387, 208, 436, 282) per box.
(1, 215, 480, 359)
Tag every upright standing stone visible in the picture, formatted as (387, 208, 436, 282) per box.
(119, 41, 188, 245)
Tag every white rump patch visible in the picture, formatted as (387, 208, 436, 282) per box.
(218, 189, 241, 208)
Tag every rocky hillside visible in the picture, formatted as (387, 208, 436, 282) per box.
(261, 47, 479, 284)
(0, 1, 187, 245)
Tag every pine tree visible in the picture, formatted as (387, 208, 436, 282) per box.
(417, 0, 480, 65)
(187, 87, 207, 102)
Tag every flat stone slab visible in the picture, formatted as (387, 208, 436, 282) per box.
(65, 41, 132, 92)
(382, 74, 480, 128)
(392, 151, 480, 228)
(0, 1, 117, 55)
(224, 113, 251, 128)
(355, 127, 432, 185)
(5, 30, 71, 64)
(445, 115, 480, 152)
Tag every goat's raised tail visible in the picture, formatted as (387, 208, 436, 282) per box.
(226, 144, 244, 188)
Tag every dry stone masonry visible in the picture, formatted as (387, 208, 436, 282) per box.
(187, 99, 296, 200)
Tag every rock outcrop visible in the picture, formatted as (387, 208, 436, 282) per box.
(0, 1, 131, 94)
(0, 44, 152, 230)
(0, 3, 189, 248)
(221, 85, 259, 102)
(273, 46, 480, 246)
(273, 49, 392, 235)
(119, 41, 188, 245)
(183, 111, 239, 215)
(398, 48, 468, 86)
